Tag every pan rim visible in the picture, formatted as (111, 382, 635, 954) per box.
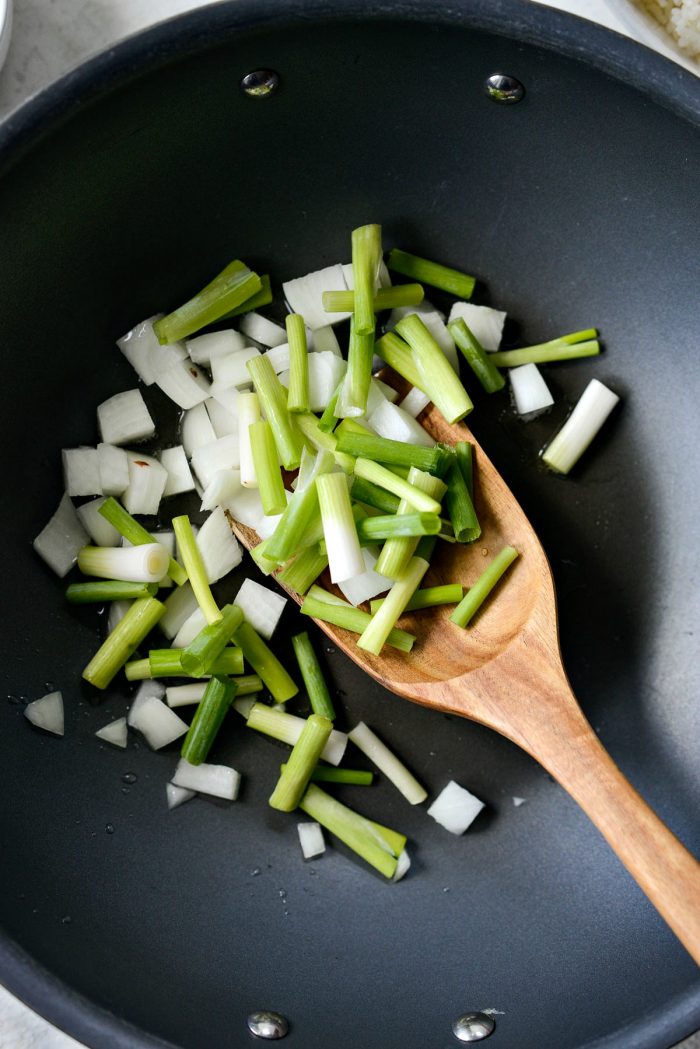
(0, 1, 698, 1047)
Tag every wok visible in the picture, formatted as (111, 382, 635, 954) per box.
(0, 1, 698, 1047)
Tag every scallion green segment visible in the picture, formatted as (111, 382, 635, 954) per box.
(318, 380, 343, 433)
(247, 354, 304, 470)
(450, 546, 519, 627)
(99, 497, 187, 585)
(322, 284, 423, 313)
(336, 317, 375, 418)
(369, 583, 463, 614)
(277, 546, 329, 595)
(82, 597, 165, 689)
(180, 604, 244, 677)
(375, 467, 447, 579)
(219, 274, 273, 318)
(180, 674, 237, 765)
(153, 260, 262, 343)
(445, 460, 480, 543)
(414, 535, 438, 561)
(291, 631, 335, 720)
(374, 331, 426, 390)
(299, 784, 399, 879)
(350, 476, 400, 515)
(249, 419, 288, 516)
(286, 313, 310, 413)
(281, 764, 373, 786)
(357, 512, 440, 542)
(455, 441, 474, 500)
(387, 248, 476, 299)
(489, 332, 599, 367)
(123, 658, 151, 681)
(300, 595, 415, 653)
(249, 539, 280, 576)
(353, 459, 443, 515)
(141, 647, 244, 679)
(293, 411, 355, 474)
(336, 431, 448, 474)
(171, 515, 221, 625)
(395, 314, 473, 424)
(232, 621, 298, 702)
(66, 581, 158, 603)
(352, 223, 382, 336)
(305, 585, 351, 607)
(448, 318, 505, 393)
(358, 556, 429, 655)
(269, 714, 333, 811)
(264, 452, 334, 564)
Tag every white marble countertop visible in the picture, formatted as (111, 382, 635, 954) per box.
(0, 1, 697, 1047)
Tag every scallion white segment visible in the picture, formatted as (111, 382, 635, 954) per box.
(33, 493, 89, 578)
(398, 386, 431, 418)
(348, 722, 427, 805)
(316, 472, 364, 584)
(166, 783, 196, 809)
(166, 682, 207, 707)
(160, 583, 198, 640)
(76, 497, 121, 547)
(78, 542, 169, 583)
(205, 397, 239, 438)
(337, 548, 392, 607)
(542, 378, 620, 474)
(95, 717, 128, 748)
(181, 402, 216, 457)
(129, 694, 189, 750)
(62, 447, 101, 497)
(127, 680, 166, 727)
(389, 301, 458, 371)
(160, 445, 195, 496)
(211, 347, 261, 388)
(172, 758, 241, 800)
(24, 691, 64, 736)
(196, 506, 243, 583)
(246, 704, 347, 766)
(509, 363, 554, 417)
(200, 469, 242, 511)
(97, 443, 130, 496)
(186, 329, 247, 366)
(239, 312, 288, 347)
(283, 264, 350, 329)
(447, 302, 506, 351)
(427, 780, 485, 834)
(191, 435, 240, 488)
(122, 452, 168, 516)
(392, 849, 411, 882)
(117, 314, 163, 385)
(233, 578, 287, 639)
(368, 399, 435, 448)
(298, 822, 326, 859)
(97, 389, 156, 445)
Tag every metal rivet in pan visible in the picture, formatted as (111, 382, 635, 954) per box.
(247, 1011, 289, 1039)
(241, 70, 280, 97)
(484, 73, 525, 103)
(452, 1011, 496, 1042)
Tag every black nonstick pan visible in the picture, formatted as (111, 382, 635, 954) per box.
(0, 2, 699, 1047)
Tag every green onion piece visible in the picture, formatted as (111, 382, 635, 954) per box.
(232, 674, 263, 695)
(374, 331, 425, 390)
(374, 467, 447, 579)
(82, 597, 165, 689)
(219, 274, 272, 318)
(358, 557, 429, 655)
(300, 595, 415, 653)
(249, 419, 287, 516)
(387, 248, 476, 299)
(450, 546, 519, 627)
(353, 459, 443, 514)
(352, 223, 382, 336)
(369, 583, 463, 614)
(291, 631, 335, 720)
(286, 313, 310, 413)
(322, 284, 423, 313)
(336, 317, 375, 418)
(316, 472, 365, 584)
(144, 647, 244, 679)
(245, 703, 346, 764)
(264, 456, 332, 565)
(232, 621, 298, 702)
(367, 819, 407, 858)
(299, 784, 399, 879)
(318, 380, 343, 433)
(153, 260, 262, 343)
(489, 334, 599, 367)
(269, 714, 334, 811)
(445, 460, 480, 543)
(455, 442, 474, 500)
(305, 585, 351, 607)
(180, 675, 237, 765)
(99, 497, 187, 586)
(249, 539, 281, 576)
(357, 512, 440, 542)
(281, 764, 373, 785)
(277, 547, 329, 595)
(246, 354, 304, 470)
(180, 604, 244, 677)
(395, 314, 473, 424)
(336, 431, 448, 474)
(448, 318, 505, 393)
(414, 535, 438, 561)
(350, 477, 400, 515)
(171, 515, 220, 625)
(293, 411, 355, 474)
(124, 658, 151, 682)
(66, 581, 158, 603)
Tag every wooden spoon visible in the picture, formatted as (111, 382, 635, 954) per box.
(228, 390, 700, 964)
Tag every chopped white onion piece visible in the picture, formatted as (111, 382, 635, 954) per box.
(398, 386, 431, 418)
(160, 583, 198, 640)
(95, 717, 128, 748)
(127, 680, 166, 727)
(149, 338, 189, 377)
(166, 682, 207, 707)
(24, 691, 64, 736)
(155, 359, 211, 410)
(222, 486, 265, 530)
(166, 783, 196, 809)
(160, 445, 195, 497)
(542, 378, 620, 475)
(62, 447, 101, 497)
(117, 314, 163, 385)
(392, 849, 411, 882)
(172, 606, 207, 649)
(368, 399, 435, 447)
(283, 264, 350, 329)
(256, 493, 293, 539)
(234, 578, 287, 639)
(200, 468, 242, 511)
(97, 443, 130, 496)
(210, 347, 261, 389)
(107, 599, 132, 632)
(308, 351, 346, 412)
(298, 822, 326, 860)
(76, 497, 121, 547)
(513, 796, 527, 807)
(509, 363, 554, 417)
(342, 258, 391, 290)
(129, 694, 188, 750)
(172, 758, 240, 800)
(197, 506, 243, 583)
(237, 392, 260, 488)
(122, 452, 168, 516)
(181, 403, 216, 458)
(97, 389, 156, 445)
(239, 312, 288, 347)
(370, 377, 399, 404)
(207, 383, 242, 416)
(191, 434, 240, 488)
(348, 722, 428, 804)
(427, 780, 485, 834)
(263, 342, 291, 374)
(307, 325, 342, 357)
(337, 548, 392, 607)
(186, 329, 246, 366)
(448, 302, 506, 351)
(389, 301, 458, 371)
(205, 396, 239, 438)
(33, 493, 89, 577)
